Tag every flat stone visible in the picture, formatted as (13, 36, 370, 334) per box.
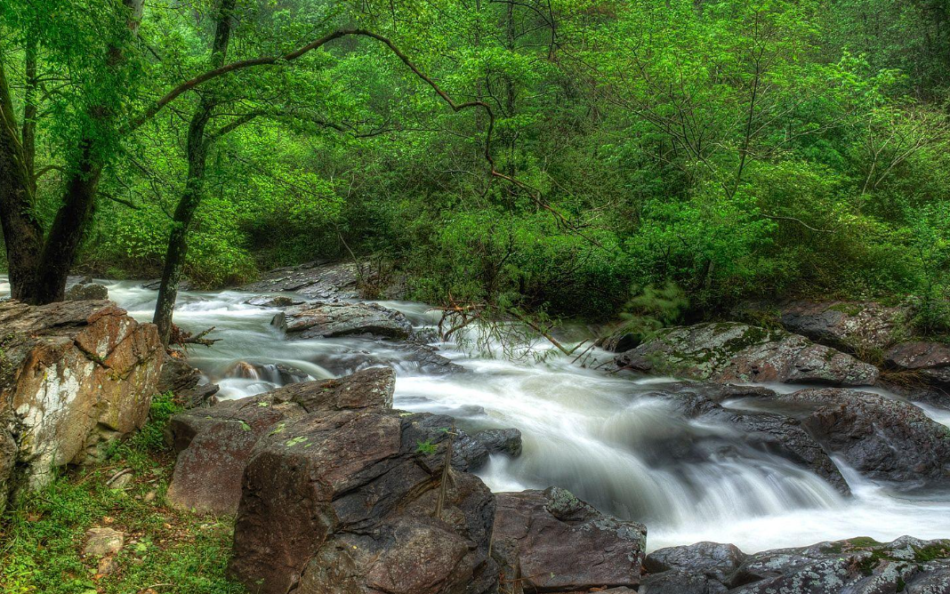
(83, 527, 124, 558)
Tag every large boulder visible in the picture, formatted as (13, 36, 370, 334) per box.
(491, 487, 647, 593)
(273, 302, 413, 340)
(885, 341, 950, 387)
(647, 383, 850, 494)
(165, 367, 395, 515)
(238, 261, 361, 299)
(0, 300, 163, 510)
(228, 408, 498, 594)
(777, 388, 950, 489)
(777, 300, 909, 353)
(643, 537, 950, 594)
(616, 323, 879, 386)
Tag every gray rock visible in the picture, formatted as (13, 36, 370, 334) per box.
(886, 341, 950, 387)
(66, 281, 109, 301)
(616, 322, 879, 386)
(273, 302, 413, 340)
(778, 388, 950, 489)
(778, 300, 909, 353)
(472, 428, 523, 458)
(244, 295, 305, 308)
(643, 537, 950, 594)
(83, 527, 124, 558)
(238, 261, 361, 299)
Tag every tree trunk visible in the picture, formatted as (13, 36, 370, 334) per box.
(153, 107, 213, 346)
(0, 60, 45, 303)
(153, 0, 235, 346)
(23, 34, 38, 189)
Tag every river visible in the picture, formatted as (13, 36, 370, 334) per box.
(16, 278, 950, 553)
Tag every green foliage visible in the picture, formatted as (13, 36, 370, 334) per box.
(0, 393, 241, 594)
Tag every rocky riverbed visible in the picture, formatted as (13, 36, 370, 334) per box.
(3, 266, 950, 593)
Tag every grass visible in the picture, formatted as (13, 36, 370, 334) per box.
(0, 395, 246, 594)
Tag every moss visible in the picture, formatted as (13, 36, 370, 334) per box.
(847, 537, 882, 548)
(913, 543, 950, 563)
(828, 303, 864, 317)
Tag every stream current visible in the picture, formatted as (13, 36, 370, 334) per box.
(14, 278, 950, 553)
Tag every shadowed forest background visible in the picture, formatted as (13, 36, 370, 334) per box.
(2, 0, 950, 331)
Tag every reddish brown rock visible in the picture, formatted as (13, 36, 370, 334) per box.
(492, 487, 647, 593)
(228, 408, 497, 594)
(165, 367, 395, 515)
(885, 341, 950, 387)
(0, 300, 163, 511)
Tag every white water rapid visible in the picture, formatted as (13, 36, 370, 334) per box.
(17, 278, 950, 553)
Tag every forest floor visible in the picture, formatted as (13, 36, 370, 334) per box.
(0, 396, 245, 594)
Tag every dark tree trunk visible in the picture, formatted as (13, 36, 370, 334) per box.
(23, 34, 38, 189)
(0, 61, 45, 303)
(153, 0, 236, 346)
(153, 107, 213, 345)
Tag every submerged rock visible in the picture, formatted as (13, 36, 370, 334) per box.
(492, 487, 647, 592)
(238, 261, 361, 299)
(0, 300, 163, 511)
(778, 388, 950, 489)
(650, 383, 850, 494)
(228, 407, 498, 594)
(165, 367, 395, 515)
(642, 536, 950, 594)
(243, 295, 305, 308)
(223, 361, 310, 385)
(616, 322, 879, 386)
(273, 301, 413, 340)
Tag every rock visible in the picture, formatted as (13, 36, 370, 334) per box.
(142, 278, 195, 291)
(156, 353, 219, 408)
(315, 343, 464, 377)
(244, 295, 305, 308)
(238, 261, 361, 299)
(646, 383, 850, 494)
(885, 341, 950, 387)
(616, 322, 879, 386)
(472, 428, 523, 458)
(165, 367, 395, 515)
(66, 281, 109, 301)
(223, 361, 310, 385)
(777, 388, 950, 489)
(228, 408, 498, 594)
(96, 555, 117, 576)
(777, 300, 909, 353)
(491, 487, 647, 593)
(642, 541, 745, 594)
(273, 302, 413, 340)
(0, 300, 163, 511)
(83, 527, 125, 558)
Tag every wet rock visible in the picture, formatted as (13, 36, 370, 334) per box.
(228, 409, 497, 594)
(244, 295, 305, 308)
(885, 341, 950, 387)
(642, 542, 745, 594)
(165, 367, 395, 515)
(778, 388, 950, 489)
(649, 383, 850, 494)
(777, 300, 909, 353)
(643, 536, 950, 594)
(157, 353, 219, 408)
(616, 322, 879, 386)
(142, 278, 195, 291)
(223, 361, 310, 385)
(491, 487, 647, 593)
(0, 300, 163, 511)
(66, 281, 109, 301)
(472, 428, 523, 458)
(273, 302, 413, 340)
(238, 261, 361, 299)
(83, 527, 125, 558)
(316, 343, 464, 377)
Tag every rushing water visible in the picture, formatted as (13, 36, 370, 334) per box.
(15, 278, 950, 552)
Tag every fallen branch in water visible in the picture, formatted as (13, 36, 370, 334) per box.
(169, 324, 221, 349)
